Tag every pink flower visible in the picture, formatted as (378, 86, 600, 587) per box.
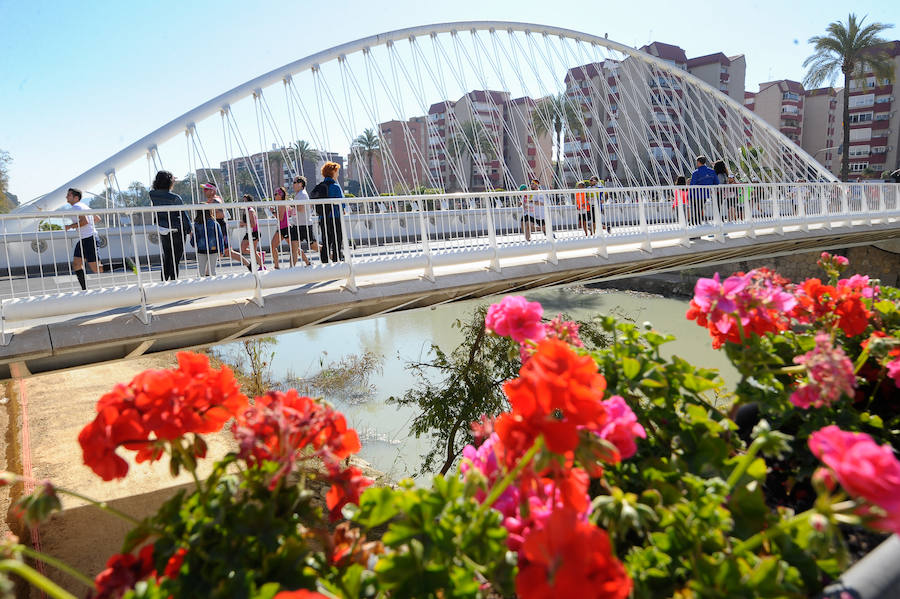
(485, 296, 545, 343)
(809, 426, 900, 534)
(790, 333, 856, 409)
(838, 274, 877, 298)
(597, 396, 646, 459)
(887, 355, 900, 386)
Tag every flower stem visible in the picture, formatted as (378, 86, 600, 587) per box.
(53, 488, 143, 526)
(770, 365, 805, 376)
(0, 560, 78, 599)
(725, 436, 763, 492)
(17, 546, 94, 588)
(733, 510, 812, 554)
(479, 437, 544, 514)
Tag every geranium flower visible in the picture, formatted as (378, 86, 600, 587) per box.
(687, 270, 795, 348)
(497, 339, 608, 456)
(790, 333, 856, 409)
(485, 296, 546, 343)
(793, 278, 872, 337)
(325, 465, 373, 522)
(94, 545, 155, 599)
(809, 426, 900, 534)
(78, 352, 248, 481)
(273, 591, 330, 599)
(597, 396, 646, 459)
(233, 390, 363, 489)
(887, 352, 900, 387)
(516, 508, 631, 599)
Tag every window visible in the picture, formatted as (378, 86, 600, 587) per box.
(783, 92, 800, 101)
(872, 146, 887, 154)
(849, 94, 875, 108)
(849, 145, 870, 157)
(781, 105, 800, 114)
(651, 147, 675, 159)
(849, 112, 873, 123)
(849, 162, 868, 172)
(876, 95, 893, 104)
(849, 128, 872, 141)
(609, 153, 618, 161)
(875, 113, 891, 121)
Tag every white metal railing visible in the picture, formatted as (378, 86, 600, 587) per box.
(0, 183, 897, 338)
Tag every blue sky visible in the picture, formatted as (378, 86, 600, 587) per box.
(0, 0, 894, 202)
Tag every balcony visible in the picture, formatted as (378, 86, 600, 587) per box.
(872, 119, 890, 130)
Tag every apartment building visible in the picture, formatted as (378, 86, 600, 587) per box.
(420, 90, 553, 191)
(844, 41, 900, 179)
(801, 87, 842, 177)
(745, 80, 805, 144)
(686, 53, 747, 103)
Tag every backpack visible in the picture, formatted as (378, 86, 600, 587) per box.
(309, 182, 329, 200)
(309, 181, 337, 218)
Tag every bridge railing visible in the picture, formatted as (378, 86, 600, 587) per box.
(0, 183, 897, 334)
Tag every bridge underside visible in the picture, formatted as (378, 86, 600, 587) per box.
(1, 226, 896, 380)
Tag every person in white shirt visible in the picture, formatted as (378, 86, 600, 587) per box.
(523, 178, 547, 241)
(62, 188, 102, 290)
(291, 176, 320, 266)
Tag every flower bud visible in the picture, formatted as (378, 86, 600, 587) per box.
(812, 467, 836, 493)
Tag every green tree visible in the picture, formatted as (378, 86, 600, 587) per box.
(802, 14, 895, 181)
(0, 149, 13, 213)
(291, 139, 319, 179)
(447, 120, 495, 191)
(390, 306, 609, 475)
(532, 93, 584, 188)
(351, 128, 381, 196)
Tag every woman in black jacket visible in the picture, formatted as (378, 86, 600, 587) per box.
(148, 170, 191, 281)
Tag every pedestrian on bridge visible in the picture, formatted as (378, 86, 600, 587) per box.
(291, 176, 319, 267)
(149, 171, 191, 281)
(522, 178, 547, 241)
(189, 207, 224, 277)
(62, 188, 102, 290)
(689, 156, 719, 225)
(201, 182, 250, 270)
(310, 162, 345, 263)
(239, 195, 265, 270)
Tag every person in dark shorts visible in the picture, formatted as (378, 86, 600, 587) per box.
(270, 186, 306, 268)
(62, 188, 103, 290)
(239, 195, 266, 270)
(201, 182, 249, 269)
(291, 176, 318, 266)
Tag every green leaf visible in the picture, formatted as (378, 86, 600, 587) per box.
(622, 357, 641, 379)
(874, 299, 896, 314)
(355, 487, 400, 528)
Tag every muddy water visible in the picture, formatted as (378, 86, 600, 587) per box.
(220, 286, 735, 480)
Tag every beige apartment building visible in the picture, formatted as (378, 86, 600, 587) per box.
(744, 40, 900, 180)
(561, 42, 747, 186)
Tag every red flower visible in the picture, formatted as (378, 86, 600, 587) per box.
(497, 339, 608, 457)
(79, 352, 248, 480)
(163, 547, 187, 579)
(234, 390, 364, 489)
(326, 465, 373, 522)
(94, 545, 155, 599)
(273, 591, 329, 599)
(793, 278, 872, 337)
(516, 508, 631, 599)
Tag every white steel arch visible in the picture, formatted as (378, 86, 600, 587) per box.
(22, 21, 836, 215)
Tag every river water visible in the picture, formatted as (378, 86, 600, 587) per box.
(219, 285, 736, 480)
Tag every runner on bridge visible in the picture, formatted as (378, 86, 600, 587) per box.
(62, 187, 102, 290)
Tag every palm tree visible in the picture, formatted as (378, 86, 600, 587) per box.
(532, 93, 584, 188)
(291, 139, 320, 179)
(802, 14, 894, 181)
(446, 120, 496, 191)
(352, 128, 381, 196)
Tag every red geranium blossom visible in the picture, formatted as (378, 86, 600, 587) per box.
(496, 338, 608, 457)
(273, 591, 330, 599)
(325, 464, 374, 522)
(79, 352, 248, 480)
(516, 507, 631, 599)
(94, 545, 155, 599)
(233, 390, 364, 489)
(792, 278, 872, 337)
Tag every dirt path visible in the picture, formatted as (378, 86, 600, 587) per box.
(3, 354, 239, 596)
